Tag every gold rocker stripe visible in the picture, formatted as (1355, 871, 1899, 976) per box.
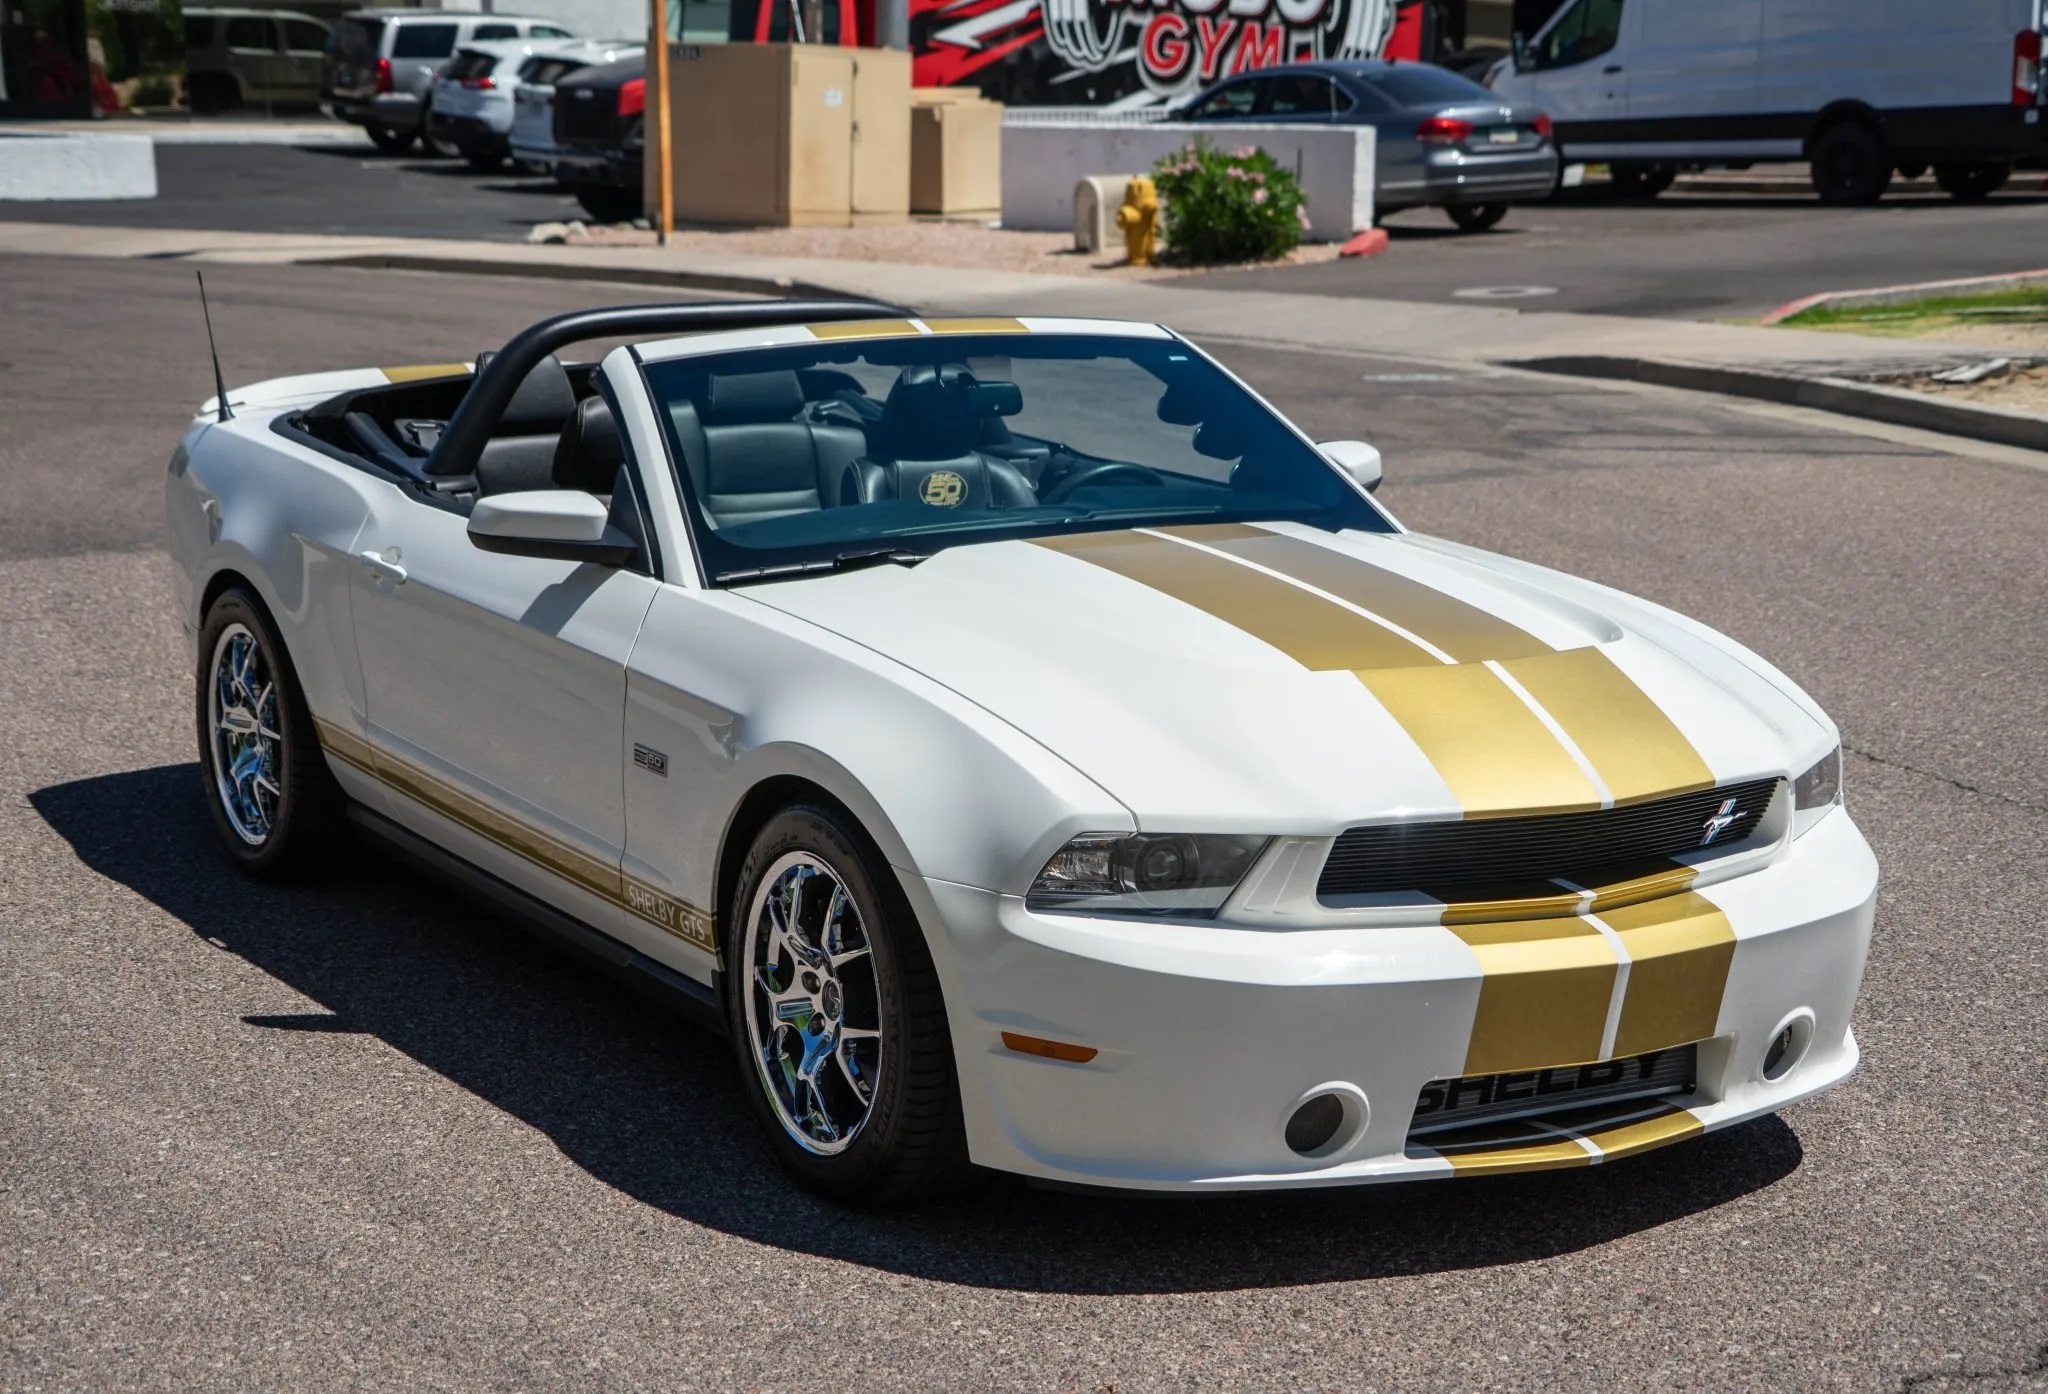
(313, 719, 716, 954)
(1429, 1100, 1704, 1176)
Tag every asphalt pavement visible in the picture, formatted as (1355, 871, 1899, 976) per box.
(10, 143, 2048, 318)
(2, 256, 2045, 1392)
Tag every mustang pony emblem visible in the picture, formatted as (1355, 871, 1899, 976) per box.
(920, 471, 967, 507)
(1700, 797, 1741, 846)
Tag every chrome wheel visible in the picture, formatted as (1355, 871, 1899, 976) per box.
(207, 622, 281, 846)
(742, 851, 884, 1156)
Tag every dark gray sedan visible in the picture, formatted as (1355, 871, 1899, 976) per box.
(1175, 60, 1558, 232)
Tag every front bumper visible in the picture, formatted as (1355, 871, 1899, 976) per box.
(551, 146, 640, 187)
(331, 91, 424, 130)
(909, 806, 1875, 1191)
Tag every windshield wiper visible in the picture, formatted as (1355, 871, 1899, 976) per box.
(715, 547, 930, 585)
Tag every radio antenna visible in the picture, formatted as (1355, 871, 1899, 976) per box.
(196, 270, 233, 421)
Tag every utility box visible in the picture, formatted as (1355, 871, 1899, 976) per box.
(1072, 173, 1138, 254)
(666, 43, 908, 227)
(910, 87, 1002, 219)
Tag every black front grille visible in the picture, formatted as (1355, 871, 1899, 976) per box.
(1318, 778, 1779, 900)
(1407, 1043, 1698, 1138)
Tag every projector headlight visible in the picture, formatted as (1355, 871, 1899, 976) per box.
(1027, 833, 1270, 918)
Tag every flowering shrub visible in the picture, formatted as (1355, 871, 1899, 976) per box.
(1150, 142, 1308, 265)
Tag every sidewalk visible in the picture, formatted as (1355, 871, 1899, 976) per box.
(5, 216, 2035, 448)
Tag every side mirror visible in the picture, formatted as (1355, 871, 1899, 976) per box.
(1511, 31, 1530, 70)
(468, 490, 635, 565)
(1319, 439, 1383, 494)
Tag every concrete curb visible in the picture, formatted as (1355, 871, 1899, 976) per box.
(1508, 355, 2048, 453)
(1761, 266, 2048, 325)
(308, 251, 868, 302)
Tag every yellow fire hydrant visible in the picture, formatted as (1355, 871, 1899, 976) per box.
(1116, 175, 1160, 267)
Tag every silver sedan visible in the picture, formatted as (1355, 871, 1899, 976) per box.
(1176, 60, 1559, 232)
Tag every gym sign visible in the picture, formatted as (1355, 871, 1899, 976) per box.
(912, 0, 1395, 101)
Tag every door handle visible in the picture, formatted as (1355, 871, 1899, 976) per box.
(355, 549, 408, 585)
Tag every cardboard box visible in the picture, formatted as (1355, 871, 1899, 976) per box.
(666, 43, 908, 228)
(910, 91, 1002, 218)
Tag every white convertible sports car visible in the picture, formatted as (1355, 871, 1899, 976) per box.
(165, 301, 1876, 1201)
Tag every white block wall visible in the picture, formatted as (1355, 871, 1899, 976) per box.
(1001, 122, 1375, 243)
(0, 134, 157, 201)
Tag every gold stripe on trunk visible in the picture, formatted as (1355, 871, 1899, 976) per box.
(1597, 890, 1736, 1059)
(1161, 524, 1553, 663)
(1498, 647, 1715, 806)
(921, 317, 1029, 335)
(379, 364, 470, 383)
(1032, 531, 1439, 670)
(808, 319, 923, 340)
(1359, 662, 1604, 818)
(1448, 917, 1619, 1074)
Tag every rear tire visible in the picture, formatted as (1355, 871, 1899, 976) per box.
(571, 181, 643, 223)
(1446, 201, 1508, 232)
(1810, 122, 1892, 205)
(1933, 160, 2010, 200)
(723, 804, 971, 1205)
(465, 149, 506, 172)
(194, 587, 348, 880)
(1610, 161, 1676, 198)
(367, 123, 416, 154)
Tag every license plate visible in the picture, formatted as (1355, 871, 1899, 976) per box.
(1488, 128, 1521, 145)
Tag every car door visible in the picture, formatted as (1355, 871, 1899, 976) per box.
(1522, 0, 1630, 158)
(222, 13, 277, 103)
(280, 17, 327, 102)
(1618, 0, 1760, 158)
(347, 383, 662, 942)
(1255, 71, 1351, 123)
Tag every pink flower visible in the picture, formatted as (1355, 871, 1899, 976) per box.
(1234, 145, 1255, 158)
(1296, 205, 1311, 230)
(1253, 187, 1268, 205)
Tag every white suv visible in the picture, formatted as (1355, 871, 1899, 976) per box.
(322, 8, 574, 155)
(429, 38, 634, 171)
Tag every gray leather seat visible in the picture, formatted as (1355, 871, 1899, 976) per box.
(668, 370, 866, 529)
(846, 364, 1037, 511)
(473, 353, 578, 495)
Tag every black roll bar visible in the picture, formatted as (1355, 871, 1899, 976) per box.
(425, 299, 911, 479)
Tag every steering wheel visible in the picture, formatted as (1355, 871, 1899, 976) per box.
(1042, 461, 1168, 505)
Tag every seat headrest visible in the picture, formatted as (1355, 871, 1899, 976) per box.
(550, 395, 625, 493)
(478, 350, 577, 434)
(877, 363, 1019, 460)
(702, 370, 804, 425)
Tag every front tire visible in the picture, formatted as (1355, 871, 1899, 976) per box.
(571, 181, 643, 223)
(195, 587, 347, 879)
(1810, 122, 1892, 205)
(1609, 161, 1676, 198)
(1933, 160, 2010, 200)
(1446, 201, 1508, 232)
(723, 804, 970, 1205)
(367, 123, 416, 154)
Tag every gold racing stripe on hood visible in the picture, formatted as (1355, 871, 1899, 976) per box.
(1158, 524, 1553, 662)
(380, 364, 470, 382)
(1446, 917, 1620, 1075)
(1030, 530, 1439, 670)
(1496, 646, 1715, 806)
(1595, 890, 1736, 1060)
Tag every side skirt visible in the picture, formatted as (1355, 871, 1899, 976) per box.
(346, 803, 728, 1037)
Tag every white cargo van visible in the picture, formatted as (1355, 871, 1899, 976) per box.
(1487, 0, 2048, 204)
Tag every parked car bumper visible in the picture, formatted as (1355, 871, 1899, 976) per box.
(427, 110, 507, 157)
(551, 146, 640, 187)
(329, 91, 425, 131)
(1383, 147, 1560, 208)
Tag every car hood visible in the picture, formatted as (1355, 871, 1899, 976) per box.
(741, 523, 1833, 830)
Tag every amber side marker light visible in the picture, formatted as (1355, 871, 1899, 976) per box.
(1000, 1031, 1098, 1064)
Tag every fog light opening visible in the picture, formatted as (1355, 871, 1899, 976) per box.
(1282, 1083, 1369, 1160)
(1761, 1009, 1816, 1083)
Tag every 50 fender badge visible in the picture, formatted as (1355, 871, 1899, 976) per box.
(633, 743, 668, 777)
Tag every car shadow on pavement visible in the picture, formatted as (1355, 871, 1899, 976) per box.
(32, 763, 1805, 1296)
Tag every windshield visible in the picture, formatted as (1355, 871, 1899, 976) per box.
(638, 330, 1391, 584)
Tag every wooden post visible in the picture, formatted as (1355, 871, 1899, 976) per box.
(650, 0, 674, 244)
